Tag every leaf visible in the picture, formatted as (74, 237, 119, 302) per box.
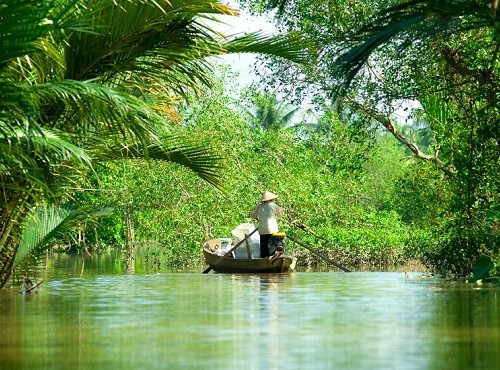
(98, 136, 225, 191)
(13, 204, 114, 267)
(335, 0, 497, 91)
(486, 204, 500, 223)
(467, 255, 494, 283)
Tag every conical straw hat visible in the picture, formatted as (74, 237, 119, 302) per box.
(261, 191, 278, 202)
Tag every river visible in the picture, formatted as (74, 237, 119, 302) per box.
(0, 255, 498, 369)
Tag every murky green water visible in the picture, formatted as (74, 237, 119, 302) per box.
(0, 256, 498, 369)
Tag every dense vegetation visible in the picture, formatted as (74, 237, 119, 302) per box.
(0, 0, 309, 286)
(1, 0, 498, 285)
(238, 0, 500, 278)
(75, 77, 420, 272)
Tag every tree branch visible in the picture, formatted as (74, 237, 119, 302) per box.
(355, 103, 456, 176)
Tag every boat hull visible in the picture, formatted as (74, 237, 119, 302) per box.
(203, 247, 296, 273)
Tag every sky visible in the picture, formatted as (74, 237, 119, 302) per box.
(210, 3, 278, 87)
(209, 3, 415, 123)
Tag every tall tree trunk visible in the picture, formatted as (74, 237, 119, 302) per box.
(125, 204, 135, 273)
(0, 189, 33, 287)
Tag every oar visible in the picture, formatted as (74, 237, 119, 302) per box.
(283, 215, 351, 272)
(202, 228, 258, 274)
(288, 236, 351, 272)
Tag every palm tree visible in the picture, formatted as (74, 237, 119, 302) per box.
(244, 92, 300, 132)
(0, 0, 312, 286)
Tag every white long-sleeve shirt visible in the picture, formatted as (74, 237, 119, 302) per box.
(249, 202, 283, 235)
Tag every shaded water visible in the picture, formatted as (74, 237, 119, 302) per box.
(0, 256, 498, 369)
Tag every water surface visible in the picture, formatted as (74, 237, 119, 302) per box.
(0, 270, 498, 369)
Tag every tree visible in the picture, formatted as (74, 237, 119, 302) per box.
(0, 0, 312, 286)
(242, 91, 300, 132)
(87, 75, 413, 270)
(333, 0, 500, 276)
(244, 0, 499, 276)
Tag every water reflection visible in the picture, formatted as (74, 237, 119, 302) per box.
(427, 284, 499, 369)
(0, 272, 498, 369)
(228, 274, 296, 370)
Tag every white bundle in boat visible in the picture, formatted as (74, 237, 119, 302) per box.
(231, 223, 260, 258)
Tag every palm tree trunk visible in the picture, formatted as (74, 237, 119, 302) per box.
(0, 187, 34, 287)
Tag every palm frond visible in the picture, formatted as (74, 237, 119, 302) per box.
(13, 204, 114, 268)
(418, 95, 452, 128)
(0, 0, 54, 66)
(30, 79, 164, 143)
(245, 92, 300, 131)
(1, 78, 164, 154)
(98, 136, 224, 191)
(336, 0, 498, 90)
(1, 74, 225, 193)
(280, 106, 301, 126)
(0, 125, 93, 195)
(219, 31, 313, 66)
(61, 0, 311, 98)
(63, 0, 238, 81)
(0, 0, 82, 67)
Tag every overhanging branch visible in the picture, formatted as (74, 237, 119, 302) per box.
(356, 103, 456, 176)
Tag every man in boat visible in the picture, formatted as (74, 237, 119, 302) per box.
(249, 191, 283, 258)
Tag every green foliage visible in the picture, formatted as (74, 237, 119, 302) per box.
(241, 90, 301, 132)
(80, 73, 419, 270)
(417, 209, 500, 277)
(299, 210, 410, 267)
(240, 0, 500, 277)
(0, 0, 312, 286)
(487, 205, 500, 223)
(467, 255, 494, 283)
(14, 204, 113, 268)
(334, 0, 499, 91)
(392, 162, 449, 226)
(361, 134, 410, 211)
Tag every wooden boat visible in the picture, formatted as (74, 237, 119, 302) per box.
(203, 238, 297, 273)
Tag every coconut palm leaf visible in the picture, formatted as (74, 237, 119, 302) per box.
(61, 0, 237, 81)
(0, 125, 92, 189)
(244, 92, 301, 132)
(0, 0, 57, 67)
(97, 137, 224, 191)
(0, 0, 86, 67)
(1, 92, 224, 206)
(57, 0, 311, 101)
(13, 204, 114, 268)
(32, 80, 162, 139)
(220, 31, 312, 65)
(336, 0, 499, 89)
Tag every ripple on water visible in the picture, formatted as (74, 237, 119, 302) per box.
(0, 271, 498, 370)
